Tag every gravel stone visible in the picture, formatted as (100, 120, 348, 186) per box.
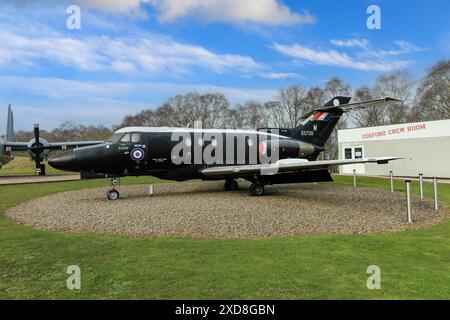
(6, 182, 449, 239)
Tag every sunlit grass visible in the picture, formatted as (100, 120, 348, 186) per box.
(0, 175, 449, 299)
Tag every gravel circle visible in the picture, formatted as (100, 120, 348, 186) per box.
(6, 182, 449, 239)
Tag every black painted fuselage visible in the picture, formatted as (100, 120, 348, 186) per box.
(49, 128, 320, 181)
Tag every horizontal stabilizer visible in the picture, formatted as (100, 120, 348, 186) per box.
(318, 97, 401, 113)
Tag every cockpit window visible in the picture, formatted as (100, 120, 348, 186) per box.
(131, 133, 141, 143)
(120, 133, 131, 143)
(106, 133, 123, 143)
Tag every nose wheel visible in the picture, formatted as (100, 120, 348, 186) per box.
(107, 177, 120, 200)
(107, 189, 120, 200)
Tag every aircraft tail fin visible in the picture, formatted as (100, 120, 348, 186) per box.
(6, 104, 15, 142)
(291, 96, 400, 148)
(291, 97, 350, 148)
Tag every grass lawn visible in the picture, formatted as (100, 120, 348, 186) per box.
(0, 156, 66, 176)
(0, 175, 449, 299)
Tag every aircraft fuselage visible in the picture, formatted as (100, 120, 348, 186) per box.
(49, 128, 320, 181)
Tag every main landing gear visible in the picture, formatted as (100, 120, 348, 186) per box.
(224, 179, 239, 191)
(107, 177, 120, 200)
(225, 178, 265, 196)
(249, 183, 265, 197)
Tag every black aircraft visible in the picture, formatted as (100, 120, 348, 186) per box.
(48, 96, 401, 199)
(0, 105, 103, 175)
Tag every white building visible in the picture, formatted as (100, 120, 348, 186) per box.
(338, 119, 450, 178)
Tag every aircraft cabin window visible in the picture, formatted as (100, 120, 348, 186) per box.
(131, 133, 141, 143)
(355, 148, 363, 159)
(344, 148, 352, 159)
(120, 133, 131, 143)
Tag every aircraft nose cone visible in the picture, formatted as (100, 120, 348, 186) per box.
(48, 150, 76, 171)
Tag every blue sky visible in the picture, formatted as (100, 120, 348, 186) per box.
(0, 0, 448, 132)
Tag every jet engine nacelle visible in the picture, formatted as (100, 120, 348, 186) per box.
(259, 139, 316, 158)
(27, 138, 50, 161)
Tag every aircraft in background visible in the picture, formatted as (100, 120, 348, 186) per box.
(48, 96, 401, 199)
(0, 105, 103, 175)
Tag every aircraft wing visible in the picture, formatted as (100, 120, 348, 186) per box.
(201, 157, 401, 177)
(48, 141, 104, 150)
(2, 141, 29, 151)
(2, 141, 103, 151)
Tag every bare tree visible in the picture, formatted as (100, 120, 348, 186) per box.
(226, 104, 249, 129)
(227, 101, 269, 129)
(351, 86, 386, 127)
(324, 77, 352, 100)
(277, 85, 309, 128)
(263, 101, 282, 127)
(305, 87, 327, 109)
(373, 71, 414, 124)
(197, 93, 229, 128)
(167, 92, 229, 128)
(411, 60, 450, 121)
(50, 122, 112, 141)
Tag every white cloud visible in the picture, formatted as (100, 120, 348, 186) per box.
(369, 40, 428, 57)
(78, 0, 148, 14)
(77, 0, 315, 26)
(271, 43, 412, 72)
(5, 0, 316, 26)
(331, 38, 369, 49)
(260, 72, 301, 79)
(0, 29, 261, 75)
(0, 76, 278, 131)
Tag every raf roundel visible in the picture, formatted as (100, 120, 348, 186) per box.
(131, 147, 145, 161)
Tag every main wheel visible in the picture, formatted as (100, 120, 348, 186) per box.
(107, 190, 120, 200)
(249, 183, 264, 196)
(225, 179, 239, 191)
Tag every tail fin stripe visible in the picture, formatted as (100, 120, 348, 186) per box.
(312, 112, 324, 121)
(317, 112, 330, 121)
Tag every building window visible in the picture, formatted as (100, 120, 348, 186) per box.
(355, 147, 363, 159)
(345, 148, 352, 159)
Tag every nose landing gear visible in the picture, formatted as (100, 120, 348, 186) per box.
(107, 177, 120, 200)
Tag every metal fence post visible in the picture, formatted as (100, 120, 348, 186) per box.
(419, 174, 424, 200)
(390, 171, 394, 193)
(353, 169, 356, 188)
(433, 177, 438, 211)
(406, 180, 413, 224)
(149, 184, 154, 196)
